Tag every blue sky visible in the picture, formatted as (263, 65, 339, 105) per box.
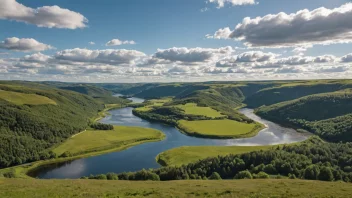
(0, 0, 351, 82)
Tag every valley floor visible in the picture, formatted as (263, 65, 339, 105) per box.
(1, 179, 352, 198)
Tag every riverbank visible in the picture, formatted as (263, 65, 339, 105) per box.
(1, 178, 352, 198)
(0, 103, 165, 179)
(156, 145, 274, 167)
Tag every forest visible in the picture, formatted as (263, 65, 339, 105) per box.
(0, 81, 112, 168)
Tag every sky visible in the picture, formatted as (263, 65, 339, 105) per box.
(0, 0, 351, 83)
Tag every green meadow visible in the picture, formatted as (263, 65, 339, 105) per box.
(53, 126, 165, 156)
(157, 145, 273, 166)
(0, 90, 57, 105)
(178, 119, 263, 139)
(176, 103, 224, 118)
(1, 179, 352, 198)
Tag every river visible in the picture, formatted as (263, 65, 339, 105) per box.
(32, 96, 309, 179)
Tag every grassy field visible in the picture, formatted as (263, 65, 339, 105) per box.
(1, 179, 352, 198)
(178, 119, 263, 139)
(175, 103, 224, 118)
(135, 98, 172, 112)
(53, 126, 165, 156)
(0, 90, 57, 105)
(156, 145, 273, 166)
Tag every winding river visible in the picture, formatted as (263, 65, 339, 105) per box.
(33, 96, 309, 179)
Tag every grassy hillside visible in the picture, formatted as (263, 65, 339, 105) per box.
(256, 89, 352, 142)
(53, 126, 165, 157)
(175, 103, 224, 118)
(178, 119, 263, 139)
(1, 179, 352, 198)
(0, 81, 103, 168)
(245, 80, 352, 108)
(157, 145, 273, 166)
(0, 90, 57, 105)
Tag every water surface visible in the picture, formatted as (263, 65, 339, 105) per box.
(33, 97, 309, 179)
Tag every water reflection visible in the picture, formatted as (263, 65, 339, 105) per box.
(33, 100, 309, 179)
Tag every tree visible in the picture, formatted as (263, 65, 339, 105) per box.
(209, 172, 222, 180)
(106, 172, 119, 180)
(234, 170, 253, 179)
(318, 167, 334, 181)
(304, 165, 320, 180)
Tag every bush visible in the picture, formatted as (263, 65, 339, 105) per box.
(253, 172, 270, 179)
(318, 167, 334, 181)
(96, 174, 107, 180)
(90, 123, 114, 130)
(234, 170, 253, 179)
(106, 172, 119, 180)
(209, 172, 222, 180)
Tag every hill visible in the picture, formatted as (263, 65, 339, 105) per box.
(41, 82, 130, 104)
(256, 89, 352, 142)
(0, 81, 103, 168)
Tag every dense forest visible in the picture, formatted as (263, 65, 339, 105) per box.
(0, 81, 105, 168)
(256, 89, 352, 142)
(86, 137, 352, 182)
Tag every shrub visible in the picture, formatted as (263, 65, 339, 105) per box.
(209, 172, 222, 180)
(234, 170, 253, 179)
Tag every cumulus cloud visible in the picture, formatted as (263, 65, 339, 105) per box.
(20, 52, 51, 63)
(0, 37, 53, 52)
(208, 0, 257, 8)
(154, 46, 234, 63)
(54, 48, 146, 65)
(206, 27, 232, 39)
(341, 53, 352, 62)
(0, 0, 87, 29)
(88, 42, 95, 45)
(215, 51, 278, 67)
(106, 39, 136, 46)
(214, 3, 352, 48)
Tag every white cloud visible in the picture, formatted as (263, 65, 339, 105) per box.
(215, 3, 352, 48)
(88, 42, 95, 45)
(106, 39, 136, 46)
(54, 48, 146, 65)
(20, 52, 51, 63)
(0, 37, 53, 52)
(235, 51, 278, 62)
(208, 0, 257, 8)
(341, 53, 352, 62)
(0, 0, 87, 29)
(206, 27, 232, 39)
(154, 46, 234, 63)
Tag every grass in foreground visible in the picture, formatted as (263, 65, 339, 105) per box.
(175, 103, 224, 118)
(178, 119, 263, 139)
(157, 145, 273, 166)
(1, 179, 352, 198)
(53, 126, 165, 156)
(0, 90, 57, 105)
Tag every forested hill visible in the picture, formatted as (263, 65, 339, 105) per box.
(0, 81, 103, 168)
(41, 82, 130, 104)
(256, 89, 352, 142)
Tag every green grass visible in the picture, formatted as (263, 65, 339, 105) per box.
(157, 145, 273, 166)
(53, 126, 165, 156)
(1, 179, 352, 198)
(175, 103, 224, 118)
(135, 98, 172, 112)
(178, 119, 264, 139)
(0, 90, 57, 105)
